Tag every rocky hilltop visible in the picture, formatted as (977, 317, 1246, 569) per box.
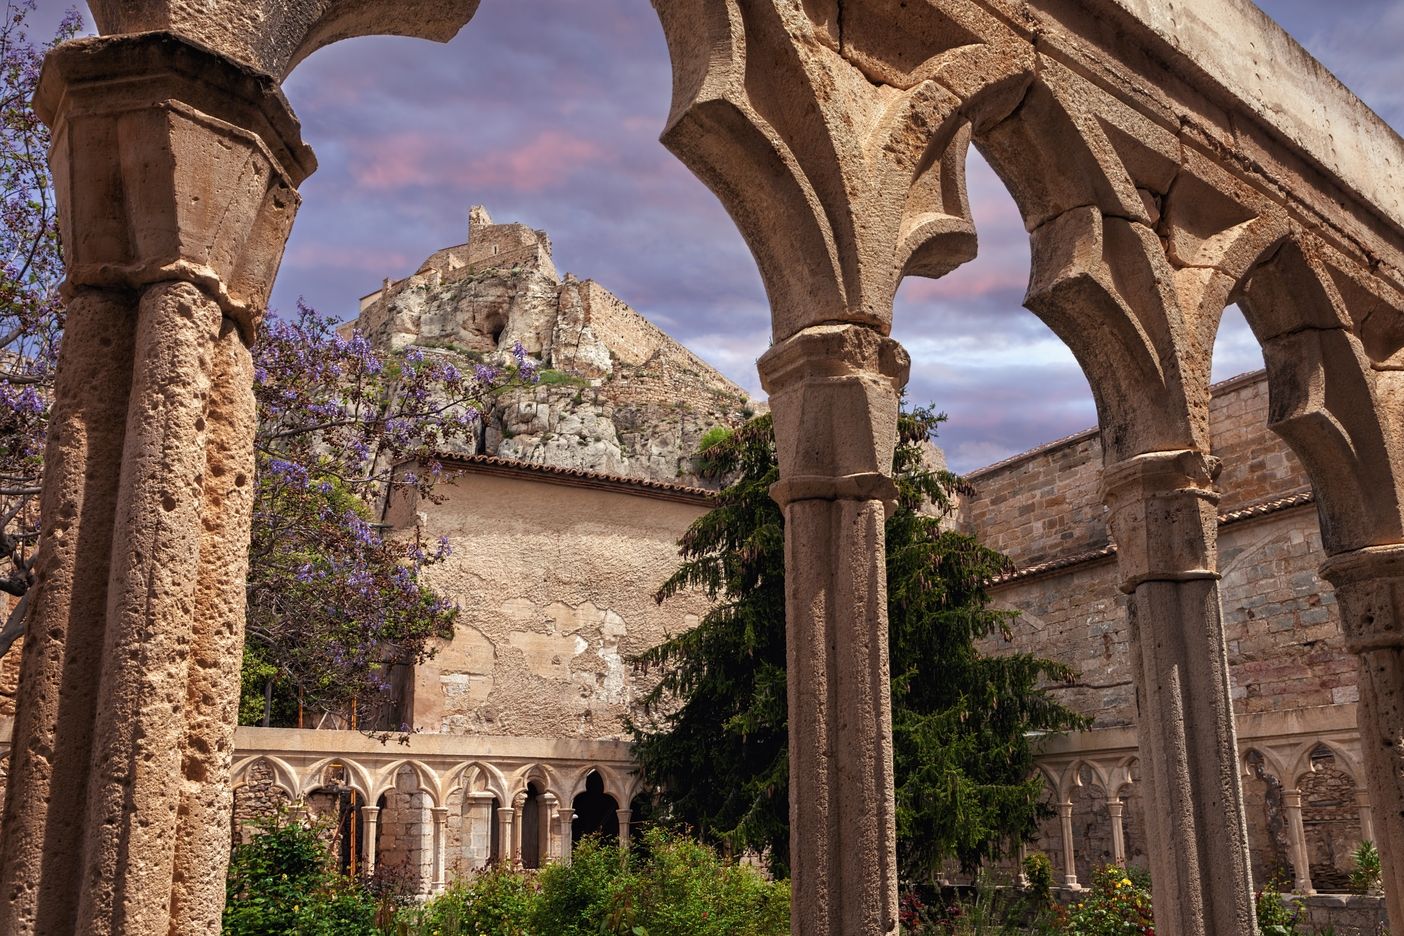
(344, 207, 757, 485)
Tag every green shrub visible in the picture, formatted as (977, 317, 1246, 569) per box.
(1349, 840, 1382, 895)
(1061, 866, 1153, 936)
(396, 863, 540, 936)
(1255, 876, 1301, 936)
(223, 813, 378, 936)
(693, 426, 735, 476)
(399, 828, 787, 936)
(1023, 851, 1054, 904)
(533, 829, 788, 936)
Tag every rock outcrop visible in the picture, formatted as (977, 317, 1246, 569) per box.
(343, 206, 757, 485)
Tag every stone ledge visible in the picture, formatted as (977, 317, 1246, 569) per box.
(1068, 0, 1404, 234)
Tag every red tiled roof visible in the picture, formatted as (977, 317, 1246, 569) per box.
(993, 487, 1315, 585)
(417, 453, 718, 505)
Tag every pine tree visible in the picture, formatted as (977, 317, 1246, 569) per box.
(629, 407, 1088, 880)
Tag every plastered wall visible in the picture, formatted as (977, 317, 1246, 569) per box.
(389, 469, 710, 741)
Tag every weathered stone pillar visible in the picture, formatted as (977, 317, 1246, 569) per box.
(1103, 449, 1257, 935)
(1107, 798, 1127, 867)
(757, 324, 908, 936)
(496, 806, 514, 867)
(616, 807, 632, 851)
(540, 793, 558, 862)
(1282, 789, 1316, 895)
(511, 792, 526, 865)
(431, 806, 449, 892)
(1356, 789, 1376, 846)
(0, 33, 311, 936)
(1057, 801, 1079, 889)
(559, 807, 574, 865)
(362, 806, 381, 877)
(1321, 544, 1404, 922)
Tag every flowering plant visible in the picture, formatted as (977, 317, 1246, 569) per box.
(0, 1, 82, 648)
(1061, 866, 1154, 936)
(243, 302, 536, 731)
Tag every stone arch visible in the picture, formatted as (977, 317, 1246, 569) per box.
(1067, 762, 1113, 884)
(1240, 237, 1404, 556)
(231, 754, 299, 798)
(230, 756, 296, 845)
(370, 759, 441, 809)
(1114, 758, 1148, 873)
(1297, 744, 1364, 891)
(443, 760, 509, 805)
(299, 756, 372, 803)
(568, 762, 630, 805)
(1289, 739, 1361, 790)
(442, 762, 504, 876)
(571, 769, 621, 846)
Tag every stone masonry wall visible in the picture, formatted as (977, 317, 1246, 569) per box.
(959, 371, 1313, 566)
(971, 371, 1348, 728)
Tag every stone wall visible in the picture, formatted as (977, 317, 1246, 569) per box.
(387, 463, 713, 740)
(959, 371, 1313, 568)
(971, 372, 1353, 728)
(1285, 894, 1388, 936)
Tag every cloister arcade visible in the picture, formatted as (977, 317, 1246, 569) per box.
(1030, 704, 1371, 898)
(226, 730, 644, 894)
(4, 1, 1404, 935)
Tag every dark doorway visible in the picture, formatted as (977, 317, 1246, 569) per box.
(522, 783, 543, 869)
(572, 770, 619, 844)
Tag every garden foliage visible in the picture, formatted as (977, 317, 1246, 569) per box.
(223, 814, 379, 936)
(390, 828, 789, 936)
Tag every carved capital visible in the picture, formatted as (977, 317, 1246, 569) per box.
(1102, 449, 1221, 593)
(758, 324, 908, 507)
(1320, 544, 1404, 653)
(37, 33, 315, 336)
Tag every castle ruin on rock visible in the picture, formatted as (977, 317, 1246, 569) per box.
(345, 205, 756, 486)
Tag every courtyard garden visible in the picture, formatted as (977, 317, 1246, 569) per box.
(223, 812, 1369, 935)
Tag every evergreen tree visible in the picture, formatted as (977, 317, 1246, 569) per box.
(630, 407, 1088, 880)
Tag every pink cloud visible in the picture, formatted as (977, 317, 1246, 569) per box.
(284, 242, 412, 273)
(458, 130, 605, 193)
(349, 130, 606, 194)
(899, 268, 1028, 302)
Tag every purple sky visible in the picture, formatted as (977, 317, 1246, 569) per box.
(34, 2, 1404, 472)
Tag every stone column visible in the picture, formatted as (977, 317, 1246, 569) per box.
(1283, 789, 1316, 895)
(361, 807, 381, 878)
(757, 324, 908, 936)
(0, 33, 311, 936)
(1356, 789, 1376, 846)
(1103, 450, 1257, 936)
(1321, 544, 1404, 922)
(616, 807, 633, 850)
(1106, 798, 1127, 867)
(1057, 801, 1079, 889)
(496, 806, 514, 868)
(511, 793, 526, 865)
(540, 793, 558, 862)
(431, 806, 449, 892)
(559, 806, 574, 866)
